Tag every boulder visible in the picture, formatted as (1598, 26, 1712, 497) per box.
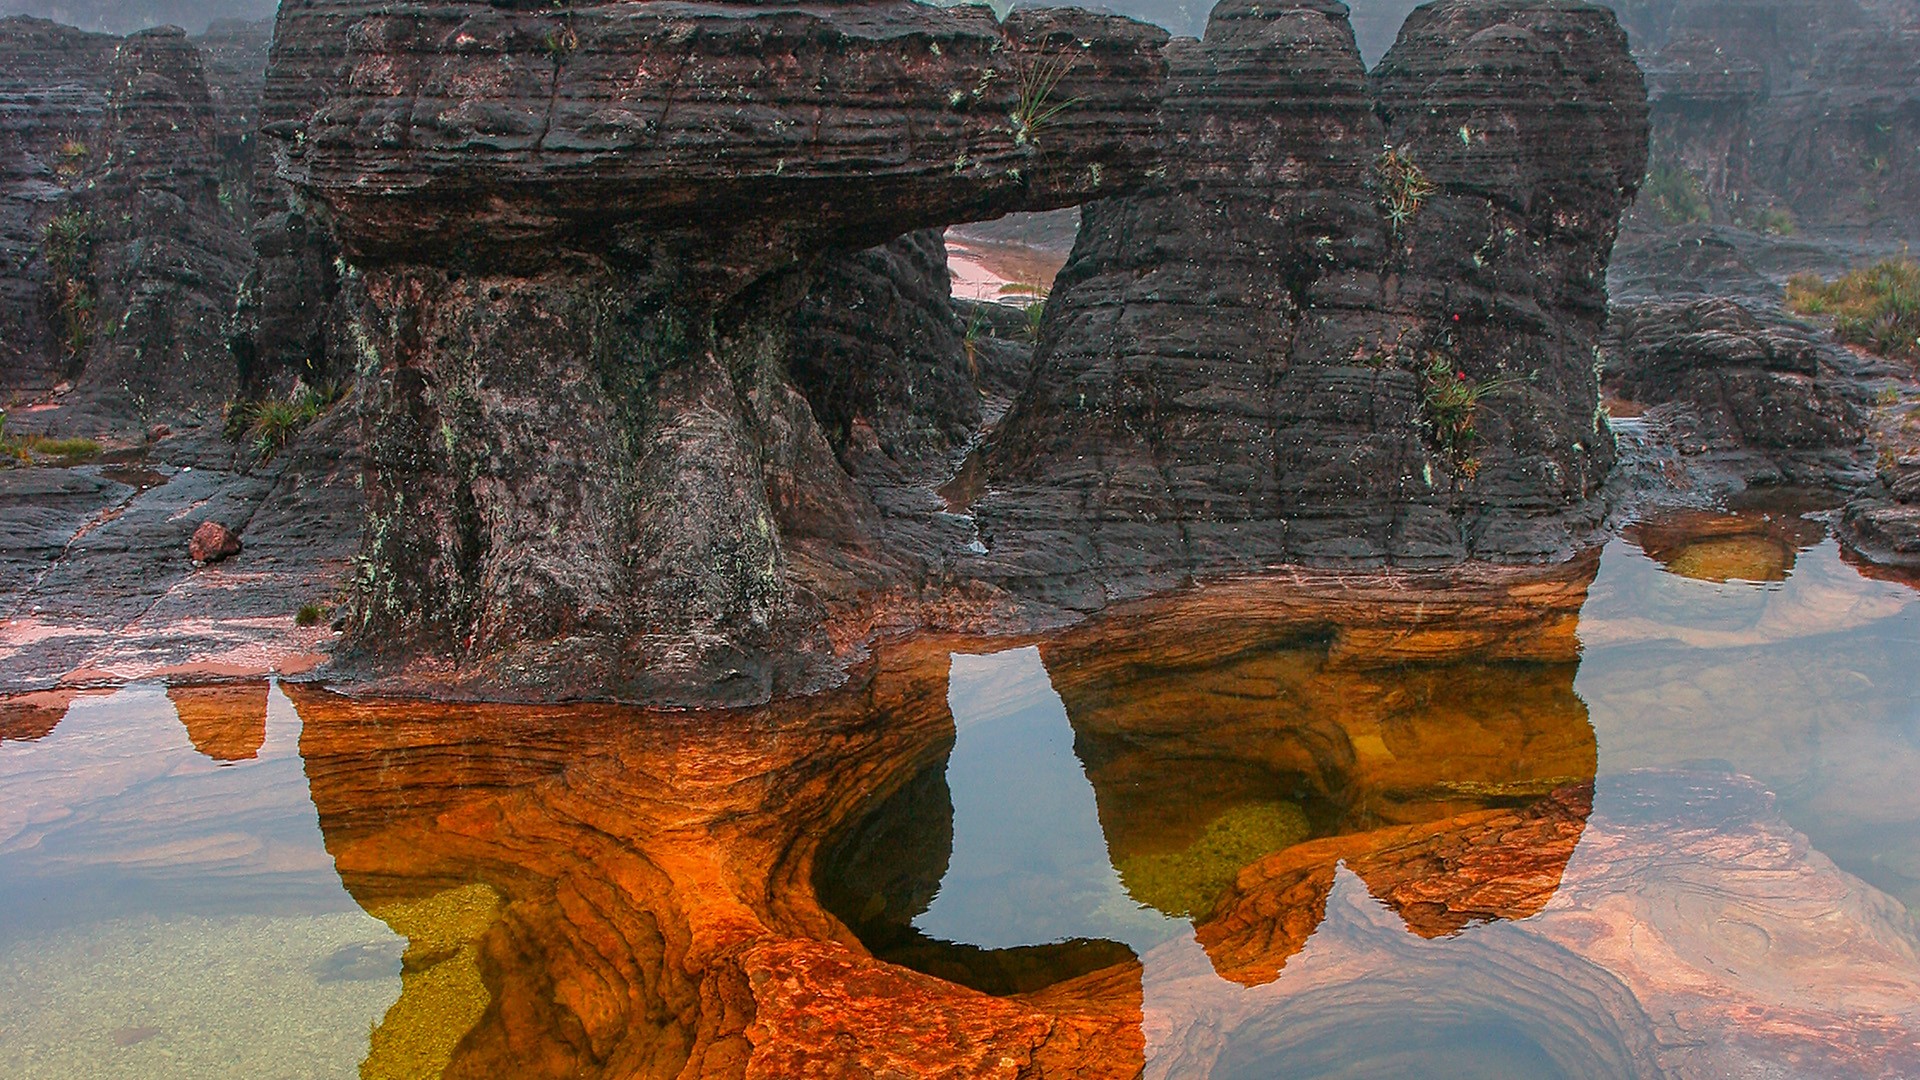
(189, 519, 241, 563)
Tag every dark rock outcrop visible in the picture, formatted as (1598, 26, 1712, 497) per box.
(1605, 298, 1872, 491)
(977, 0, 1647, 607)
(0, 17, 116, 396)
(0, 17, 265, 433)
(274, 0, 1178, 704)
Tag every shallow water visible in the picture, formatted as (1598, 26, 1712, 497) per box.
(3, 508, 1919, 1077)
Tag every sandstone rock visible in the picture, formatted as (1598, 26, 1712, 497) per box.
(188, 519, 241, 563)
(980, 0, 1648, 606)
(0, 17, 116, 397)
(242, 0, 1655, 705)
(279, 0, 1179, 705)
(1605, 298, 1871, 489)
(0, 18, 260, 433)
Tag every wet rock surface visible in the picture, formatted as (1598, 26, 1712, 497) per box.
(1604, 298, 1873, 493)
(0, 415, 363, 692)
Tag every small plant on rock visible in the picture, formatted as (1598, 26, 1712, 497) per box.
(1000, 279, 1051, 343)
(54, 139, 90, 182)
(1009, 48, 1081, 150)
(1641, 163, 1711, 226)
(1419, 352, 1527, 480)
(1786, 257, 1920, 361)
(1376, 146, 1436, 237)
(226, 381, 345, 463)
(42, 210, 96, 360)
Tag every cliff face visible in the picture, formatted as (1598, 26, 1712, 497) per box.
(0, 17, 116, 396)
(0, 16, 266, 431)
(978, 0, 1646, 605)
(1627, 0, 1920, 238)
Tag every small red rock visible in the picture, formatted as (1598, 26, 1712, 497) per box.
(189, 521, 242, 564)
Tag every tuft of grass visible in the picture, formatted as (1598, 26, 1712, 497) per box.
(999, 279, 1051, 343)
(1376, 145, 1435, 236)
(0, 415, 101, 465)
(1785, 258, 1920, 361)
(225, 381, 345, 463)
(961, 302, 988, 376)
(1642, 163, 1711, 226)
(1746, 205, 1796, 236)
(295, 603, 325, 627)
(1009, 48, 1081, 150)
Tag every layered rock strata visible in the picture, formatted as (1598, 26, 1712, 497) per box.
(0, 17, 116, 396)
(277, 0, 1176, 704)
(0, 17, 265, 432)
(977, 0, 1647, 606)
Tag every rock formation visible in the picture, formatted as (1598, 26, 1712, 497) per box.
(977, 0, 1648, 607)
(267, 0, 1176, 705)
(230, 0, 1646, 705)
(0, 16, 267, 432)
(1605, 298, 1872, 491)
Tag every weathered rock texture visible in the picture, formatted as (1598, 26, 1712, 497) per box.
(235, 0, 1658, 704)
(1605, 298, 1873, 491)
(0, 17, 116, 396)
(978, 0, 1648, 607)
(274, 0, 1177, 704)
(0, 16, 267, 432)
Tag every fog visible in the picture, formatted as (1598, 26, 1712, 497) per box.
(0, 0, 275, 35)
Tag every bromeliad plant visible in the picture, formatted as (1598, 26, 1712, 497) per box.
(1418, 351, 1528, 480)
(1376, 145, 1435, 236)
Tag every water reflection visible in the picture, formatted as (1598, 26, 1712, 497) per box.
(4, 512, 1920, 1077)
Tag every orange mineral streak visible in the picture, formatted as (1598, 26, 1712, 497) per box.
(288, 640, 1145, 1080)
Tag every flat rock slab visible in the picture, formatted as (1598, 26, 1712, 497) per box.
(0, 422, 362, 691)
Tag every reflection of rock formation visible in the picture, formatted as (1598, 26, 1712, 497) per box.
(1149, 771, 1920, 1079)
(1196, 784, 1592, 985)
(1626, 503, 1827, 583)
(1037, 559, 1600, 981)
(0, 689, 76, 742)
(167, 682, 268, 762)
(290, 646, 1145, 1079)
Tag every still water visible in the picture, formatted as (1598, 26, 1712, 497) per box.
(2, 506, 1918, 1077)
